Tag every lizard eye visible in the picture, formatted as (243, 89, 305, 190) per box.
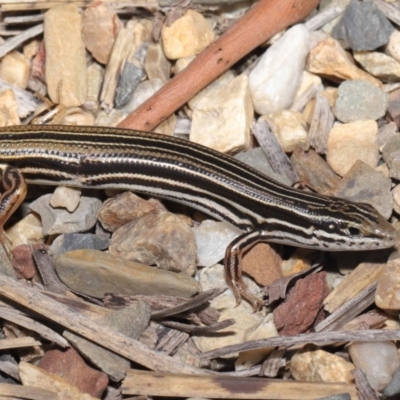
(347, 226, 361, 236)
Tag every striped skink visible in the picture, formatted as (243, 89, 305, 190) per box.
(0, 125, 397, 310)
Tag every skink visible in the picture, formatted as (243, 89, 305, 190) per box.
(0, 125, 397, 309)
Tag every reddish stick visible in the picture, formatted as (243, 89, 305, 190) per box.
(118, 0, 320, 131)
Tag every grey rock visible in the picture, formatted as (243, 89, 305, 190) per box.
(55, 249, 199, 298)
(384, 365, 400, 396)
(383, 135, 400, 180)
(378, 122, 398, 151)
(29, 194, 102, 235)
(59, 233, 109, 254)
(64, 301, 151, 381)
(332, 0, 394, 51)
(315, 394, 351, 400)
(331, 160, 393, 219)
(114, 62, 144, 109)
(333, 80, 389, 123)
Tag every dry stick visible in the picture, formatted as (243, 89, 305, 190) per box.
(118, 0, 320, 131)
(0, 274, 202, 374)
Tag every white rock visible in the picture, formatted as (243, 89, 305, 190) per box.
(294, 70, 322, 100)
(0, 51, 30, 89)
(190, 74, 253, 153)
(249, 24, 310, 115)
(349, 341, 400, 390)
(6, 213, 44, 248)
(193, 220, 242, 267)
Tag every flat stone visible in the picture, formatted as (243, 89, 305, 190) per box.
(55, 249, 199, 298)
(307, 37, 381, 86)
(29, 194, 101, 236)
(109, 212, 196, 275)
(333, 80, 388, 123)
(349, 341, 400, 390)
(354, 51, 400, 83)
(82, 2, 121, 64)
(249, 24, 309, 114)
(44, 4, 87, 107)
(64, 301, 151, 381)
(50, 186, 81, 213)
(382, 136, 400, 180)
(11, 244, 42, 280)
(38, 347, 108, 398)
(161, 10, 214, 60)
(326, 120, 379, 176)
(263, 110, 308, 153)
(98, 191, 166, 232)
(55, 233, 109, 255)
(0, 51, 30, 89)
(332, 0, 394, 51)
(330, 160, 393, 219)
(190, 74, 253, 153)
(376, 259, 400, 310)
(291, 348, 354, 383)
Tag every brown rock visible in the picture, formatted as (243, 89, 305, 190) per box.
(306, 38, 381, 86)
(273, 272, 329, 335)
(98, 192, 166, 232)
(38, 347, 108, 398)
(242, 243, 282, 287)
(12, 244, 43, 279)
(0, 51, 30, 89)
(376, 259, 400, 310)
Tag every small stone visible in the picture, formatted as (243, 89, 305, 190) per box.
(349, 341, 400, 390)
(281, 248, 316, 277)
(249, 24, 310, 114)
(0, 51, 30, 90)
(378, 122, 397, 151)
(29, 194, 101, 236)
(194, 220, 242, 267)
(393, 184, 400, 208)
(95, 108, 125, 127)
(242, 243, 282, 287)
(320, 0, 352, 34)
(376, 259, 400, 310)
(332, 0, 394, 51)
(82, 2, 121, 64)
(274, 272, 329, 335)
(6, 213, 44, 248)
(263, 110, 308, 153)
(387, 87, 400, 128)
(11, 244, 42, 280)
(291, 347, 354, 383)
(19, 361, 97, 400)
(294, 71, 322, 100)
(38, 347, 108, 398)
(50, 186, 81, 212)
(44, 4, 87, 107)
(0, 88, 20, 126)
(98, 192, 166, 232)
(85, 62, 104, 112)
(161, 10, 214, 60)
(306, 38, 381, 86)
(23, 39, 39, 60)
(382, 136, 400, 180)
(144, 41, 171, 83)
(330, 160, 393, 219)
(56, 233, 109, 255)
(383, 366, 400, 397)
(326, 120, 379, 176)
(64, 301, 151, 381)
(55, 249, 199, 298)
(109, 212, 196, 275)
(333, 80, 388, 123)
(190, 74, 253, 153)
(114, 61, 144, 109)
(63, 110, 95, 126)
(386, 30, 400, 63)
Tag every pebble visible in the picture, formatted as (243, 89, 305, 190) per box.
(193, 220, 242, 267)
(382, 136, 400, 180)
(376, 259, 400, 310)
(353, 51, 400, 82)
(0, 51, 30, 89)
(19, 361, 97, 400)
(6, 213, 44, 248)
(50, 186, 81, 213)
(29, 194, 102, 236)
(280, 248, 315, 277)
(262, 110, 308, 153)
(144, 42, 171, 82)
(306, 38, 381, 86)
(64, 301, 151, 381)
(190, 74, 253, 153)
(98, 191, 166, 232)
(55, 249, 199, 298)
(38, 347, 108, 398)
(44, 4, 87, 107)
(161, 10, 215, 60)
(387, 87, 400, 127)
(330, 160, 393, 219)
(109, 212, 196, 275)
(378, 121, 397, 151)
(333, 80, 388, 123)
(249, 24, 310, 115)
(349, 341, 400, 390)
(50, 233, 109, 256)
(320, 0, 351, 34)
(332, 0, 394, 51)
(291, 348, 354, 383)
(0, 88, 20, 126)
(386, 29, 400, 63)
(85, 62, 104, 112)
(383, 366, 400, 397)
(82, 2, 121, 64)
(64, 110, 95, 126)
(326, 120, 379, 176)
(11, 244, 41, 280)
